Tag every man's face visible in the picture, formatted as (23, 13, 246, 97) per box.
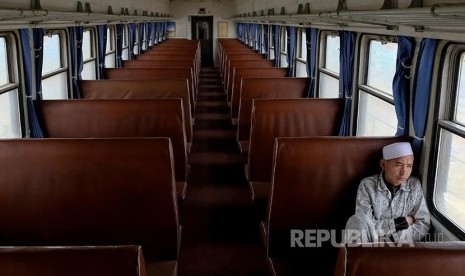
(381, 155, 414, 186)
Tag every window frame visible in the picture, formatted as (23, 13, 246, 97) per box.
(41, 29, 70, 99)
(428, 43, 465, 240)
(295, 28, 308, 77)
(0, 32, 24, 138)
(122, 25, 129, 60)
(269, 25, 275, 60)
(105, 25, 116, 68)
(317, 30, 340, 98)
(354, 35, 398, 136)
(81, 27, 97, 80)
(280, 26, 288, 68)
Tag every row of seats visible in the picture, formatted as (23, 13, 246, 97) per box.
(0, 246, 146, 276)
(0, 38, 201, 276)
(218, 38, 465, 276)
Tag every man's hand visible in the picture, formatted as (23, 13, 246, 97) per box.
(406, 216, 414, 225)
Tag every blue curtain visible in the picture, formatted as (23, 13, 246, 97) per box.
(286, 26, 296, 77)
(68, 26, 84, 98)
(337, 31, 356, 136)
(412, 38, 438, 164)
(393, 36, 415, 136)
(129, 23, 136, 59)
(306, 28, 318, 98)
(20, 29, 44, 138)
(116, 24, 124, 67)
(32, 29, 44, 100)
(273, 25, 280, 67)
(97, 25, 107, 78)
(138, 23, 144, 53)
(240, 23, 245, 42)
(263, 25, 269, 58)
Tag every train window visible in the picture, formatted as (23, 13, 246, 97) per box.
(280, 27, 288, 68)
(296, 28, 308, 77)
(325, 35, 339, 73)
(42, 34, 61, 74)
(367, 40, 397, 95)
(122, 25, 129, 60)
(134, 25, 140, 55)
(141, 25, 147, 51)
(41, 31, 68, 99)
(300, 29, 307, 60)
(256, 25, 261, 52)
(456, 58, 465, 123)
(318, 32, 339, 98)
(105, 26, 116, 68)
(81, 29, 96, 80)
(356, 38, 398, 136)
(0, 35, 21, 138)
(357, 92, 397, 136)
(269, 26, 275, 60)
(434, 50, 465, 234)
(0, 38, 7, 86)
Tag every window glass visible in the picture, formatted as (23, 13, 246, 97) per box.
(434, 129, 465, 232)
(0, 37, 8, 86)
(296, 60, 307, 77)
(82, 30, 92, 60)
(281, 27, 287, 53)
(0, 89, 21, 138)
(105, 54, 115, 68)
(357, 91, 397, 136)
(41, 73, 67, 99)
(325, 35, 340, 73)
(81, 61, 97, 80)
(106, 27, 113, 52)
(300, 30, 307, 60)
(280, 53, 288, 68)
(42, 34, 61, 74)
(367, 40, 397, 95)
(455, 54, 465, 123)
(319, 73, 339, 98)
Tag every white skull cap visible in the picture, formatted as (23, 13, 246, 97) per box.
(382, 142, 413, 160)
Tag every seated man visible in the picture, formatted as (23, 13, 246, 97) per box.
(345, 142, 430, 243)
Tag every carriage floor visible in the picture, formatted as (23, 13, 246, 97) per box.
(177, 67, 269, 276)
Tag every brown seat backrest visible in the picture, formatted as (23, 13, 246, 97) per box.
(267, 136, 410, 275)
(78, 79, 193, 143)
(136, 54, 195, 60)
(123, 60, 195, 70)
(144, 50, 196, 55)
(225, 60, 274, 97)
(229, 68, 288, 104)
(0, 246, 146, 276)
(219, 49, 256, 75)
(221, 50, 261, 79)
(104, 68, 196, 104)
(0, 138, 179, 262)
(223, 53, 264, 85)
(248, 99, 345, 183)
(334, 242, 465, 276)
(123, 60, 198, 90)
(34, 99, 188, 182)
(237, 78, 309, 142)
